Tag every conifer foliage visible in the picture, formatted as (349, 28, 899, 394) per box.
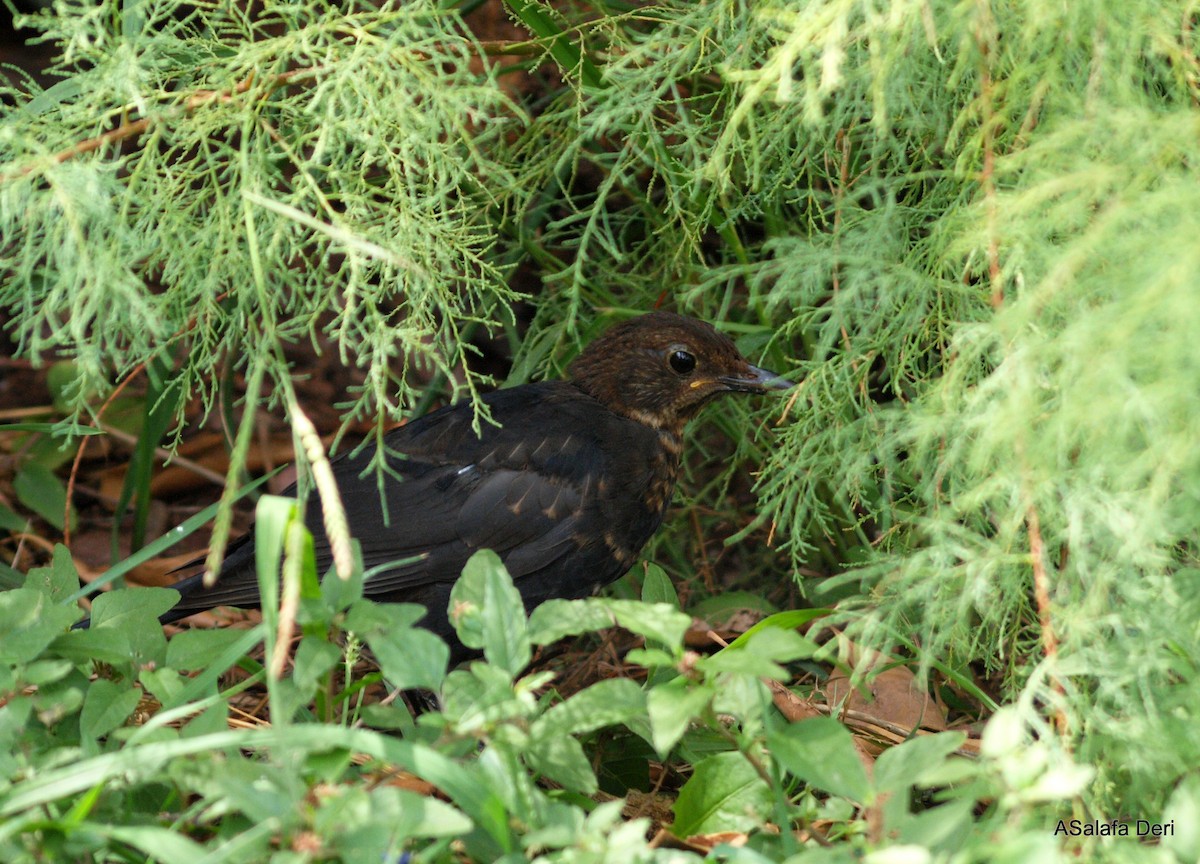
(1, 1, 1198, 861)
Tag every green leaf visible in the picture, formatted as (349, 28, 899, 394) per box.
(88, 588, 176, 668)
(20, 659, 73, 687)
(321, 788, 472, 857)
(22, 544, 82, 604)
(529, 597, 691, 652)
(292, 636, 342, 693)
(874, 731, 967, 794)
(138, 667, 188, 705)
(449, 550, 531, 675)
(671, 751, 773, 837)
(721, 609, 832, 650)
(165, 628, 252, 672)
(12, 461, 75, 532)
(525, 734, 597, 794)
(344, 599, 426, 632)
(640, 561, 678, 607)
(100, 824, 209, 859)
(79, 678, 142, 740)
(527, 598, 615, 645)
(689, 591, 781, 622)
(441, 664, 531, 732)
(46, 360, 107, 411)
(1163, 774, 1200, 861)
(0, 589, 79, 664)
(52, 627, 138, 667)
(767, 716, 873, 805)
(646, 679, 714, 757)
(531, 678, 645, 738)
(0, 560, 23, 590)
(365, 621, 450, 693)
(252, 494, 300, 619)
(90, 587, 179, 630)
(699, 627, 818, 679)
(894, 797, 977, 849)
(320, 539, 364, 611)
(598, 599, 692, 651)
(0, 502, 28, 533)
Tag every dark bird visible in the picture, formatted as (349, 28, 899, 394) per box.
(155, 312, 790, 655)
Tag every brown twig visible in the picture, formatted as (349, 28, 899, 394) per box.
(1025, 501, 1068, 737)
(2, 67, 318, 184)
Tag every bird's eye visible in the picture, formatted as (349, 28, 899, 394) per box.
(668, 349, 696, 375)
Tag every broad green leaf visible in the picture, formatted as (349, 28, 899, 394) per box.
(0, 560, 23, 591)
(88, 588, 176, 668)
(640, 561, 678, 606)
(165, 628, 252, 672)
(0, 589, 79, 664)
(689, 591, 780, 622)
(79, 678, 142, 740)
(767, 716, 873, 805)
(52, 627, 138, 667)
(874, 731, 967, 794)
(89, 587, 179, 629)
(291, 636, 341, 692)
(599, 599, 692, 650)
(671, 751, 773, 837)
(894, 797, 977, 848)
(344, 599, 426, 632)
(46, 360, 107, 411)
(13, 461, 75, 532)
(1163, 774, 1200, 861)
(647, 679, 714, 757)
(721, 609, 832, 649)
(320, 539, 365, 611)
(22, 544, 81, 604)
(699, 627, 818, 679)
(528, 598, 614, 645)
(139, 667, 188, 705)
(365, 623, 449, 693)
(0, 502, 28, 533)
(101, 824, 208, 859)
(442, 664, 531, 732)
(20, 659, 73, 687)
(323, 788, 471, 855)
(531, 678, 645, 739)
(526, 734, 597, 794)
(450, 550, 530, 675)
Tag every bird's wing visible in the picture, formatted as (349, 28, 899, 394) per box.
(305, 386, 603, 596)
(341, 457, 587, 597)
(171, 383, 607, 612)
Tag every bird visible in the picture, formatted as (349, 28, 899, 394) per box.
(146, 312, 790, 656)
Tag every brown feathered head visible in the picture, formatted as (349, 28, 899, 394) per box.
(568, 311, 791, 432)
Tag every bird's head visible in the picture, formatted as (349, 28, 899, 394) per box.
(568, 311, 792, 432)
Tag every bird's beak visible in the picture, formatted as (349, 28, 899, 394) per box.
(719, 364, 794, 393)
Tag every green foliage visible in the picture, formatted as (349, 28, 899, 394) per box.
(2, 0, 1199, 860)
(1, 545, 1074, 863)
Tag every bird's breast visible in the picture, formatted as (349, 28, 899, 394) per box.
(581, 427, 682, 570)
